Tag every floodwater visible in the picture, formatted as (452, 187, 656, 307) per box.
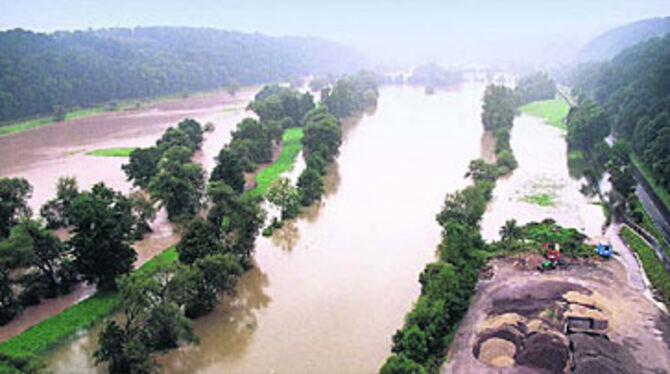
(481, 114, 604, 241)
(0, 88, 257, 342)
(44, 83, 487, 373)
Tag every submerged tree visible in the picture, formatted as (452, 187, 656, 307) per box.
(266, 177, 300, 220)
(67, 183, 138, 290)
(0, 177, 32, 239)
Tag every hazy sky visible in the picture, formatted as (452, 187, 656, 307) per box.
(2, 0, 669, 65)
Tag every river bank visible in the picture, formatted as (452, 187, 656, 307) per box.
(0, 121, 306, 371)
(43, 83, 486, 372)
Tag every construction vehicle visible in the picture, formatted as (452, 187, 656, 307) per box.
(538, 243, 561, 271)
(596, 238, 613, 258)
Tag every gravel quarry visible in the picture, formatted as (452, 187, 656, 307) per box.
(445, 254, 670, 373)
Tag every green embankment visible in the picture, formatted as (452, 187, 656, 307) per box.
(632, 200, 670, 258)
(0, 87, 236, 138)
(519, 96, 570, 130)
(0, 127, 302, 371)
(0, 248, 177, 370)
(86, 147, 136, 157)
(249, 127, 304, 197)
(0, 108, 107, 137)
(631, 153, 670, 211)
(620, 227, 670, 307)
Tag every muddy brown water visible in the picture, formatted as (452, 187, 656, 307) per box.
(42, 83, 487, 372)
(0, 88, 257, 343)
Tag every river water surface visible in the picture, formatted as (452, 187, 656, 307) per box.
(0, 89, 256, 342)
(44, 83, 487, 372)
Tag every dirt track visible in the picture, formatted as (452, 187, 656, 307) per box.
(444, 255, 670, 373)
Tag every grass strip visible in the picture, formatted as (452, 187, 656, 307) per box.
(620, 227, 670, 307)
(521, 193, 555, 206)
(0, 248, 177, 362)
(248, 127, 304, 197)
(85, 147, 136, 157)
(519, 96, 570, 130)
(632, 200, 670, 258)
(0, 108, 108, 137)
(630, 153, 670, 211)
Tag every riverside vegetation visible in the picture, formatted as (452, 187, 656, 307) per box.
(380, 83, 594, 373)
(0, 72, 379, 373)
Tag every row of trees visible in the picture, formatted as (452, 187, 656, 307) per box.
(296, 72, 379, 209)
(514, 72, 557, 105)
(570, 33, 670, 191)
(123, 119, 206, 222)
(94, 88, 284, 372)
(381, 85, 525, 372)
(0, 27, 366, 122)
(94, 73, 380, 371)
(381, 110, 593, 372)
(481, 84, 519, 176)
(0, 178, 153, 325)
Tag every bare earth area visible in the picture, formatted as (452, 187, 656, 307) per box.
(445, 254, 670, 373)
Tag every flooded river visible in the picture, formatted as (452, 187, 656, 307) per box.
(0, 89, 257, 342)
(44, 83, 487, 372)
(3, 80, 607, 373)
(480, 114, 604, 241)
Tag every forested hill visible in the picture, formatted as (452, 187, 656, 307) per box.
(572, 33, 670, 190)
(0, 27, 367, 122)
(577, 17, 670, 63)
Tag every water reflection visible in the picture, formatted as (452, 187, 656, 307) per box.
(156, 266, 271, 371)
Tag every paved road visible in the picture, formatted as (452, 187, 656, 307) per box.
(636, 184, 670, 246)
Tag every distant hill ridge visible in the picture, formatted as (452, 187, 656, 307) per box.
(577, 16, 670, 63)
(0, 26, 367, 122)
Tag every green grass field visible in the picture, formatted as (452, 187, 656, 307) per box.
(0, 248, 178, 371)
(519, 96, 570, 130)
(86, 147, 136, 157)
(620, 227, 670, 307)
(249, 127, 304, 197)
(631, 153, 670, 211)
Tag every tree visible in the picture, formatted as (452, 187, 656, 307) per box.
(40, 176, 79, 229)
(0, 266, 19, 325)
(302, 111, 341, 162)
(211, 148, 246, 193)
(566, 99, 609, 152)
(52, 105, 67, 122)
(266, 177, 300, 220)
(148, 146, 205, 222)
(180, 253, 243, 318)
(177, 118, 204, 148)
(0, 177, 32, 238)
(156, 128, 196, 153)
(499, 219, 522, 243)
(481, 85, 516, 131)
(380, 354, 426, 374)
(297, 167, 324, 206)
(95, 264, 196, 372)
(123, 147, 163, 189)
(11, 219, 76, 297)
(129, 192, 156, 239)
(465, 159, 498, 182)
(176, 217, 222, 265)
(67, 183, 138, 290)
(95, 320, 153, 374)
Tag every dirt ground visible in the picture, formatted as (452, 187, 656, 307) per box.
(444, 254, 670, 373)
